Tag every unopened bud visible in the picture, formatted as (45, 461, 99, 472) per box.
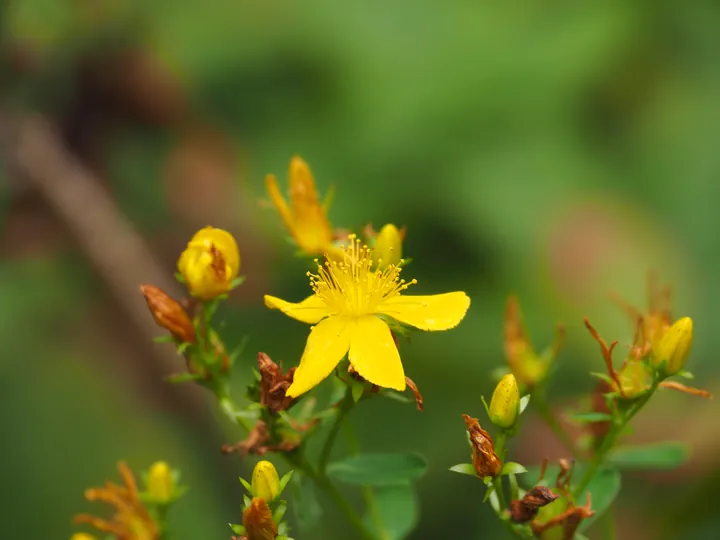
(146, 461, 176, 503)
(243, 498, 278, 540)
(489, 374, 520, 428)
(373, 224, 404, 268)
(140, 285, 196, 343)
(652, 317, 693, 376)
(177, 226, 240, 299)
(251, 461, 281, 502)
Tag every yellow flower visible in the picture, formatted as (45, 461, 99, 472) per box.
(71, 534, 98, 540)
(146, 461, 175, 503)
(489, 373, 520, 428)
(177, 226, 240, 300)
(251, 461, 281, 502)
(652, 316, 693, 376)
(264, 235, 471, 397)
(265, 156, 335, 256)
(74, 462, 159, 540)
(372, 223, 404, 268)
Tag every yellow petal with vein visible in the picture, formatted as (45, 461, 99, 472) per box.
(377, 292, 470, 331)
(286, 316, 353, 397)
(349, 316, 405, 391)
(264, 295, 331, 324)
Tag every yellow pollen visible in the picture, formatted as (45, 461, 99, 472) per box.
(309, 236, 416, 316)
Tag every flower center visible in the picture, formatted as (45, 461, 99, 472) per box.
(308, 235, 416, 316)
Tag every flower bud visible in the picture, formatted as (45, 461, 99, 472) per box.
(489, 374, 520, 428)
(71, 534, 97, 540)
(140, 285, 196, 343)
(243, 497, 278, 540)
(146, 461, 175, 503)
(652, 316, 693, 376)
(251, 461, 281, 502)
(177, 226, 240, 300)
(265, 156, 334, 256)
(373, 224, 404, 268)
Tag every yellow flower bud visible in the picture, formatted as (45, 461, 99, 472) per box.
(177, 226, 240, 300)
(265, 156, 334, 256)
(146, 461, 175, 503)
(489, 374, 520, 428)
(373, 224, 404, 268)
(251, 460, 281, 502)
(71, 534, 97, 540)
(652, 316, 693, 376)
(243, 497, 278, 540)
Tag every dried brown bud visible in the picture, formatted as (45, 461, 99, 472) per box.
(462, 414, 502, 477)
(531, 493, 595, 540)
(140, 285, 196, 343)
(258, 353, 296, 413)
(510, 486, 559, 523)
(242, 498, 278, 540)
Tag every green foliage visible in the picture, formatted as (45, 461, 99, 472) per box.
(363, 484, 418, 540)
(608, 443, 690, 471)
(327, 453, 428, 487)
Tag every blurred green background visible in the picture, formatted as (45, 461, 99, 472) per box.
(2, 0, 720, 538)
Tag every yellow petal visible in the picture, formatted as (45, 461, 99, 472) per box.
(265, 173, 295, 232)
(287, 316, 353, 397)
(264, 295, 331, 324)
(349, 316, 406, 391)
(377, 292, 471, 331)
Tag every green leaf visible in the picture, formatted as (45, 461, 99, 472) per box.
(577, 466, 621, 532)
(351, 380, 365, 403)
(607, 442, 689, 470)
(230, 275, 246, 289)
(229, 523, 245, 534)
(378, 389, 414, 404)
(239, 476, 252, 494)
(589, 372, 613, 384)
(152, 335, 174, 344)
(677, 370, 694, 380)
(278, 470, 294, 495)
(519, 394, 531, 414)
(449, 463, 476, 476)
(363, 484, 418, 540)
(290, 473, 322, 533)
(327, 453, 428, 486)
(569, 412, 613, 423)
(481, 395, 491, 416)
(501, 462, 527, 476)
(272, 501, 287, 524)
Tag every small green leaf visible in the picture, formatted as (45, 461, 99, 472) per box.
(449, 463, 476, 476)
(327, 453, 428, 486)
(519, 394, 531, 414)
(152, 335, 174, 344)
(278, 470, 294, 494)
(483, 483, 495, 502)
(379, 389, 414, 404)
(501, 462, 527, 476)
(272, 501, 287, 524)
(677, 370, 694, 380)
(230, 276, 246, 289)
(608, 442, 689, 470)
(239, 477, 252, 494)
(569, 412, 613, 423)
(229, 523, 245, 534)
(363, 484, 418, 540)
(351, 380, 365, 403)
(488, 487, 500, 512)
(589, 372, 613, 384)
(481, 395, 491, 416)
(175, 272, 185, 283)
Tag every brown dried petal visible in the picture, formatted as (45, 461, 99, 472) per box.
(510, 486, 559, 523)
(258, 352, 296, 413)
(243, 498, 278, 540)
(462, 414, 502, 477)
(141, 285, 196, 343)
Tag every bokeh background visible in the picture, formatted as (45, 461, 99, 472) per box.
(2, 1, 720, 538)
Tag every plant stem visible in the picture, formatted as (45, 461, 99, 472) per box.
(219, 390, 375, 540)
(534, 389, 576, 457)
(573, 383, 656, 499)
(319, 386, 355, 473)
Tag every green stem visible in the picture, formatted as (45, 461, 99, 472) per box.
(219, 390, 375, 540)
(534, 389, 576, 457)
(319, 386, 355, 473)
(573, 383, 657, 499)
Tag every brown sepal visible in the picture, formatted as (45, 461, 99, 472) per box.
(140, 284, 196, 343)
